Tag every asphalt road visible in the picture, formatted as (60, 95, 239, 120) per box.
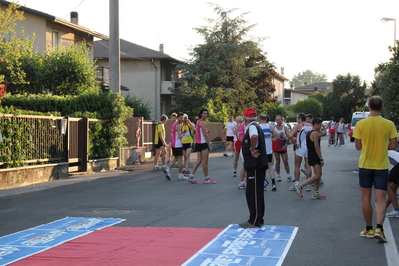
(1, 137, 398, 265)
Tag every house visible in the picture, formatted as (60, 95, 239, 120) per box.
(0, 0, 108, 60)
(292, 82, 331, 95)
(94, 39, 180, 121)
(273, 71, 290, 104)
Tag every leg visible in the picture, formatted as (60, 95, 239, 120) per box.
(375, 189, 388, 225)
(184, 148, 192, 170)
(201, 148, 210, 177)
(273, 152, 281, 175)
(387, 183, 399, 209)
(360, 187, 373, 227)
(294, 154, 302, 182)
(281, 152, 290, 175)
(191, 151, 203, 175)
(154, 148, 160, 166)
(160, 146, 166, 165)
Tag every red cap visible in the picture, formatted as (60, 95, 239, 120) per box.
(243, 108, 257, 118)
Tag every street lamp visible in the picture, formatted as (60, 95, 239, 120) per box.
(381, 17, 396, 47)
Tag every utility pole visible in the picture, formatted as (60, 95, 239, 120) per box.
(109, 0, 120, 93)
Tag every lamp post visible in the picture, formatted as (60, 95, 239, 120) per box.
(381, 17, 396, 47)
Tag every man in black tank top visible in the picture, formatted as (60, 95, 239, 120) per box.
(294, 117, 326, 200)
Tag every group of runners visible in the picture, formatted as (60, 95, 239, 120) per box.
(224, 112, 326, 199)
(153, 109, 216, 184)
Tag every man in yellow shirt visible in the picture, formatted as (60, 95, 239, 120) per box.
(153, 115, 168, 171)
(354, 96, 397, 243)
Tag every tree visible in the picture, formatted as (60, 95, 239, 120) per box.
(0, 3, 30, 91)
(289, 98, 323, 118)
(308, 74, 366, 122)
(292, 69, 327, 88)
(329, 74, 367, 122)
(173, 4, 277, 119)
(259, 101, 288, 121)
(372, 42, 399, 125)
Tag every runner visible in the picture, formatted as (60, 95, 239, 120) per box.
(224, 115, 237, 157)
(188, 108, 216, 184)
(259, 114, 280, 191)
(181, 113, 195, 175)
(327, 117, 336, 147)
(164, 112, 185, 181)
(336, 118, 345, 146)
(289, 113, 312, 192)
(295, 117, 326, 199)
(153, 114, 168, 171)
(272, 115, 292, 182)
(233, 116, 246, 189)
(166, 113, 177, 163)
(386, 150, 399, 218)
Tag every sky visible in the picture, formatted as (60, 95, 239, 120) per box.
(16, 0, 399, 86)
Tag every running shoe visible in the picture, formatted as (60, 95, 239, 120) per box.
(374, 228, 388, 243)
(289, 186, 296, 191)
(311, 193, 326, 200)
(287, 176, 294, 182)
(187, 177, 198, 184)
(360, 229, 375, 238)
(204, 178, 216, 184)
(277, 175, 282, 182)
(320, 179, 324, 186)
(238, 183, 246, 190)
(182, 169, 187, 175)
(163, 167, 171, 180)
(295, 184, 303, 198)
(166, 159, 171, 163)
(153, 165, 161, 171)
(178, 173, 186, 181)
(223, 152, 228, 157)
(272, 185, 277, 191)
(386, 210, 399, 218)
(305, 185, 311, 191)
(233, 170, 237, 177)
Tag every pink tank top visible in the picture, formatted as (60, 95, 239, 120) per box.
(196, 120, 207, 144)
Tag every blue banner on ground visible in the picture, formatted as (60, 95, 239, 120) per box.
(0, 217, 125, 266)
(182, 224, 298, 266)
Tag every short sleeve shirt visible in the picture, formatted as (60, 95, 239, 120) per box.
(353, 116, 397, 169)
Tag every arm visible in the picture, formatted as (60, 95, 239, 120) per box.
(388, 137, 397, 150)
(176, 124, 183, 139)
(200, 121, 212, 152)
(250, 134, 260, 158)
(284, 126, 291, 144)
(355, 138, 362, 150)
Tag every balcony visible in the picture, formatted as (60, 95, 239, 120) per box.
(161, 81, 180, 94)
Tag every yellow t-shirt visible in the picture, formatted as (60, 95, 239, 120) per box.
(181, 123, 194, 144)
(353, 116, 397, 169)
(154, 123, 165, 145)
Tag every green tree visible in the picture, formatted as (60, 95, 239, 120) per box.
(173, 4, 276, 117)
(289, 98, 323, 118)
(259, 101, 288, 121)
(0, 3, 31, 89)
(371, 43, 399, 124)
(329, 74, 367, 122)
(292, 69, 327, 88)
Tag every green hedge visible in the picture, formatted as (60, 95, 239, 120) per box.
(1, 91, 133, 163)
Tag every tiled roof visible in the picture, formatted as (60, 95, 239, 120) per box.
(94, 39, 178, 60)
(295, 82, 330, 90)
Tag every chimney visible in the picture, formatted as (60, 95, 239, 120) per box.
(70, 11, 78, 24)
(281, 67, 284, 76)
(159, 44, 164, 53)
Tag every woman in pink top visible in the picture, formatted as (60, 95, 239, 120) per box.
(187, 108, 216, 184)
